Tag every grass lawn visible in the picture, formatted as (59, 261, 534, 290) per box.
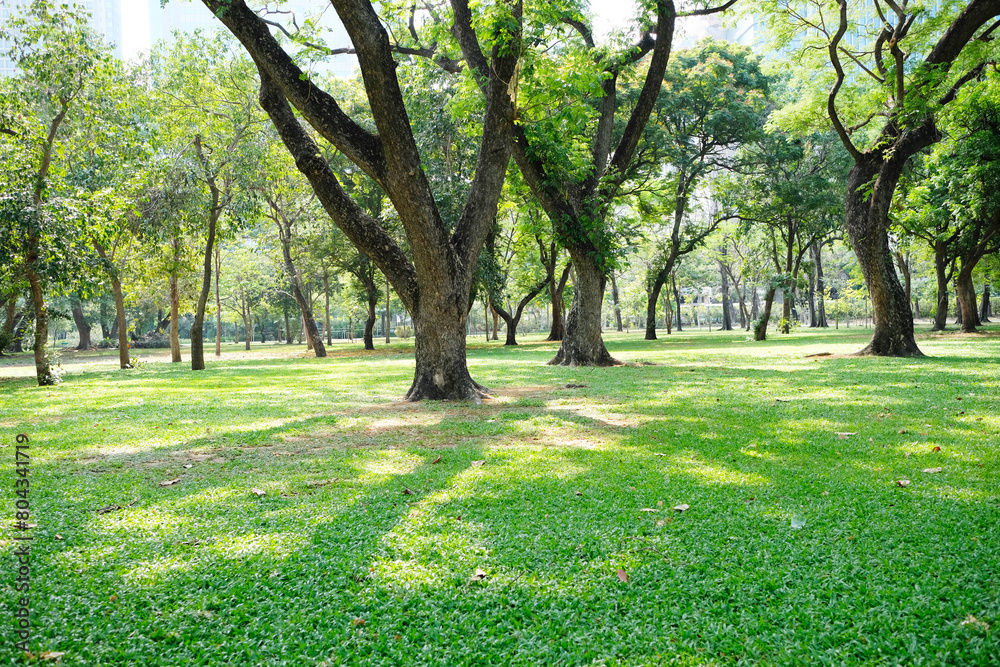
(1, 325, 999, 665)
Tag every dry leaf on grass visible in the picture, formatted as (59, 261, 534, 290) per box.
(961, 615, 990, 632)
(639, 508, 658, 513)
(251, 488, 266, 497)
(402, 488, 413, 495)
(673, 504, 690, 512)
(471, 460, 486, 467)
(183, 464, 193, 469)
(835, 432, 857, 439)
(617, 569, 628, 582)
(896, 480, 911, 488)
(351, 618, 366, 627)
(922, 467, 943, 474)
(39, 652, 66, 661)
(158, 478, 181, 487)
(932, 446, 941, 452)
(469, 568, 488, 583)
(431, 456, 442, 464)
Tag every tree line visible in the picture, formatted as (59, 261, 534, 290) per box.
(2, 0, 999, 397)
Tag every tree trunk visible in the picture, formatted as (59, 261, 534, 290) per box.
(364, 293, 377, 350)
(754, 285, 776, 341)
(385, 278, 391, 345)
(276, 214, 327, 357)
(611, 271, 623, 332)
(645, 276, 664, 341)
(546, 262, 571, 341)
(71, 297, 92, 350)
(894, 251, 912, 315)
(406, 291, 486, 401)
(169, 238, 182, 363)
(780, 290, 791, 333)
(673, 274, 683, 331)
(25, 262, 54, 385)
(190, 209, 218, 371)
(813, 243, 828, 327)
(324, 271, 332, 345)
(491, 277, 547, 346)
(980, 283, 991, 323)
(719, 256, 733, 331)
(844, 158, 922, 356)
(549, 251, 617, 366)
(932, 246, 951, 331)
(92, 238, 130, 368)
(284, 307, 292, 344)
(807, 258, 817, 327)
(215, 245, 222, 357)
(956, 269, 979, 333)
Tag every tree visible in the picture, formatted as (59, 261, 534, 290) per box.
(638, 39, 769, 340)
(0, 0, 123, 384)
(151, 31, 266, 371)
(199, 0, 519, 400)
(760, 0, 1000, 355)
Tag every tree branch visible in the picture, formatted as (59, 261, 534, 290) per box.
(827, 0, 862, 161)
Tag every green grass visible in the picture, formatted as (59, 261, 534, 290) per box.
(1, 326, 999, 665)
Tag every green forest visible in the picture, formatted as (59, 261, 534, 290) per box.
(1, 0, 999, 665)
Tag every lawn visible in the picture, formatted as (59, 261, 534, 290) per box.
(1, 326, 999, 665)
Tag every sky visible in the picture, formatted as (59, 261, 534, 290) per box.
(120, 0, 640, 62)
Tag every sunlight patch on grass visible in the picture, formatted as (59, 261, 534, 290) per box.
(670, 456, 771, 486)
(210, 531, 308, 560)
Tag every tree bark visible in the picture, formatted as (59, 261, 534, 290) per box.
(169, 237, 182, 362)
(645, 276, 665, 340)
(272, 200, 327, 357)
(673, 274, 683, 331)
(932, 244, 952, 331)
(956, 269, 979, 333)
(364, 290, 377, 350)
(549, 251, 618, 366)
(611, 271, 623, 332)
(754, 285, 776, 341)
(491, 277, 548, 346)
(71, 297, 92, 350)
(980, 283, 992, 323)
(894, 251, 912, 315)
(813, 242, 828, 327)
(546, 261, 571, 341)
(719, 252, 733, 331)
(323, 270, 332, 345)
(191, 135, 221, 371)
(25, 260, 53, 384)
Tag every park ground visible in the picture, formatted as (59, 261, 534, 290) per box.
(1, 326, 999, 665)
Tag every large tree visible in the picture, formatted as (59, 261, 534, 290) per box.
(761, 0, 1000, 355)
(200, 0, 519, 400)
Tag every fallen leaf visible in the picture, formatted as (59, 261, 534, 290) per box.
(617, 569, 628, 583)
(673, 504, 690, 512)
(431, 456, 442, 464)
(306, 480, 332, 488)
(932, 446, 941, 452)
(656, 500, 664, 507)
(183, 464, 193, 469)
(575, 491, 583, 496)
(835, 432, 857, 439)
(351, 618, 366, 627)
(820, 491, 829, 497)
(97, 505, 121, 515)
(656, 520, 666, 527)
(54, 534, 63, 540)
(402, 488, 413, 495)
(961, 615, 990, 632)
(251, 488, 266, 497)
(956, 396, 963, 401)
(898, 429, 908, 434)
(471, 460, 486, 467)
(639, 508, 658, 513)
(654, 453, 666, 457)
(922, 467, 943, 474)
(158, 478, 181, 487)
(469, 568, 488, 583)
(39, 652, 66, 661)
(896, 479, 911, 487)
(109, 595, 117, 602)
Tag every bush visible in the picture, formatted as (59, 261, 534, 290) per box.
(394, 325, 412, 339)
(131, 333, 170, 349)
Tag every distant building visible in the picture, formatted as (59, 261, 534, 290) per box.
(148, 0, 356, 78)
(1, 0, 122, 77)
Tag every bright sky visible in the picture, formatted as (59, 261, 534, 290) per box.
(120, 1, 640, 62)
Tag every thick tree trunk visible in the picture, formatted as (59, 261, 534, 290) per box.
(190, 210, 218, 371)
(71, 297, 92, 350)
(611, 271, 623, 332)
(780, 291, 791, 333)
(956, 269, 979, 333)
(92, 238, 130, 368)
(980, 283, 991, 323)
(894, 251, 912, 315)
(754, 285, 776, 341)
(406, 292, 485, 401)
(813, 243, 828, 327)
(844, 158, 922, 356)
(170, 238, 182, 363)
(550, 250, 617, 366)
